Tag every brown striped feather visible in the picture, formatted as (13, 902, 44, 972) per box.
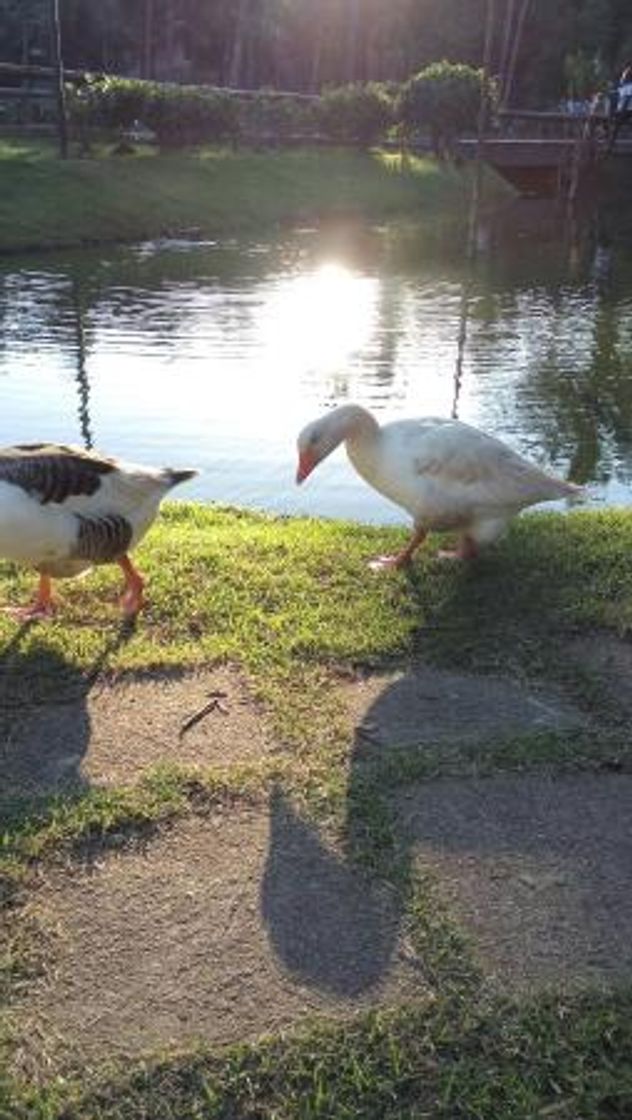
(73, 513, 134, 563)
(0, 444, 115, 505)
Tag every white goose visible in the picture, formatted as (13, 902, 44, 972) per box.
(296, 405, 580, 568)
(0, 443, 198, 619)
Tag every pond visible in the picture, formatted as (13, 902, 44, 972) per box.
(2, 193, 632, 525)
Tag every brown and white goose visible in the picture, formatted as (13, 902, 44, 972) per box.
(0, 443, 198, 619)
(296, 405, 580, 568)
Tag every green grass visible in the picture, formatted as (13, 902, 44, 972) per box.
(3, 990, 632, 1119)
(2, 501, 631, 679)
(1, 503, 631, 855)
(2, 504, 632, 1118)
(2, 502, 631, 704)
(0, 138, 473, 252)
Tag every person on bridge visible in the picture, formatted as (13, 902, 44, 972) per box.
(607, 65, 632, 148)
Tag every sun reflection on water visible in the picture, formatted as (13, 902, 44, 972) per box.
(2, 216, 632, 522)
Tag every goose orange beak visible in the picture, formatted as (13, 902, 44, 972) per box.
(296, 450, 316, 484)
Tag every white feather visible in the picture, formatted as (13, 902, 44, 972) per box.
(299, 406, 580, 544)
(0, 448, 198, 578)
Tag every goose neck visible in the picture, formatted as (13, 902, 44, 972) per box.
(341, 405, 380, 450)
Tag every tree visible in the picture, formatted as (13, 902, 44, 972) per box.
(400, 60, 497, 157)
(2, 0, 631, 105)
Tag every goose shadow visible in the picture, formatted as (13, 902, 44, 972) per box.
(259, 544, 599, 998)
(0, 619, 136, 811)
(260, 647, 631, 996)
(260, 782, 409, 998)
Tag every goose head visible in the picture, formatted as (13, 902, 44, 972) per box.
(296, 404, 376, 483)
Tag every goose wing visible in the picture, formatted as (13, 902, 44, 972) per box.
(408, 420, 578, 508)
(0, 443, 193, 514)
(0, 444, 197, 571)
(0, 444, 119, 505)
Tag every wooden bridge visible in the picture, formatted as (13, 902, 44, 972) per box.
(458, 108, 632, 198)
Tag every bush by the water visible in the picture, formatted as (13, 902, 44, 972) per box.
(318, 82, 395, 144)
(68, 74, 397, 148)
(68, 75, 240, 146)
(236, 93, 319, 143)
(399, 61, 497, 156)
(66, 67, 492, 152)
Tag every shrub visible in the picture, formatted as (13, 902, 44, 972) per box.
(237, 92, 319, 143)
(563, 50, 606, 102)
(144, 84, 239, 146)
(398, 61, 497, 157)
(66, 75, 397, 151)
(318, 82, 394, 145)
(67, 75, 239, 146)
(67, 75, 145, 131)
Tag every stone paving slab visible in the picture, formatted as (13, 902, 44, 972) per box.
(396, 772, 632, 990)
(8, 794, 426, 1077)
(343, 665, 586, 755)
(1, 668, 273, 794)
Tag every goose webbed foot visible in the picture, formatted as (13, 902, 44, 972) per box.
(3, 574, 55, 621)
(436, 535, 479, 562)
(368, 526, 427, 572)
(368, 553, 411, 571)
(3, 602, 56, 622)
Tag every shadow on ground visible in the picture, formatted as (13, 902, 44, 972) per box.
(261, 645, 628, 998)
(0, 625, 274, 805)
(396, 770, 632, 989)
(6, 540, 632, 1069)
(261, 786, 402, 997)
(0, 619, 135, 806)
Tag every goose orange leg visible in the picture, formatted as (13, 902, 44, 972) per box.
(3, 573, 55, 621)
(118, 554, 146, 616)
(436, 534, 479, 561)
(368, 526, 427, 571)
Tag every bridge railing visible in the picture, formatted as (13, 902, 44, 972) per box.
(494, 108, 605, 140)
(0, 61, 86, 131)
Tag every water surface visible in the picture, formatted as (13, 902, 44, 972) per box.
(2, 196, 632, 524)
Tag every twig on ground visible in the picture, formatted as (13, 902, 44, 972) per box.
(179, 690, 229, 738)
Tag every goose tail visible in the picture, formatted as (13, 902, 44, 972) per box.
(564, 479, 585, 505)
(164, 467, 200, 489)
(543, 475, 585, 505)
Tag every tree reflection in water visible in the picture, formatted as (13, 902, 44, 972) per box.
(71, 277, 94, 450)
(1, 203, 632, 516)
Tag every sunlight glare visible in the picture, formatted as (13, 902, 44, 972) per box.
(87, 259, 381, 446)
(260, 260, 378, 388)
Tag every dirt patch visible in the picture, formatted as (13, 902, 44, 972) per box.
(1, 668, 274, 795)
(341, 665, 586, 755)
(568, 632, 632, 718)
(396, 772, 632, 991)
(7, 795, 427, 1078)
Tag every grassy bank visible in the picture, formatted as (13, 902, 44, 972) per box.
(5, 990, 632, 1119)
(2, 504, 631, 1118)
(1, 502, 631, 863)
(1, 502, 631, 767)
(0, 137, 480, 252)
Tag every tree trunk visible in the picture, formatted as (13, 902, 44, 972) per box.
(164, 0, 175, 79)
(503, 0, 530, 107)
(143, 0, 154, 79)
(346, 0, 361, 81)
(499, 0, 516, 104)
(21, 16, 29, 65)
(229, 0, 250, 87)
(49, 0, 68, 158)
(310, 25, 324, 91)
